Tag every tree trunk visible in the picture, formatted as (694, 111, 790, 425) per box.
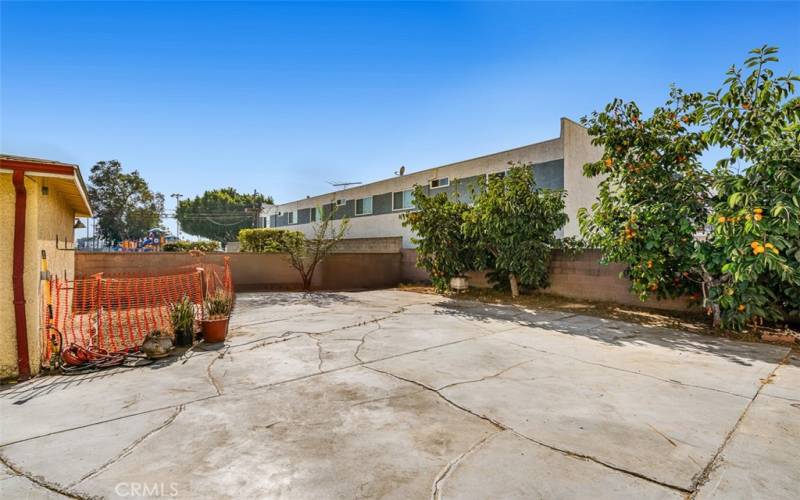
(509, 273, 520, 298)
(711, 302, 722, 329)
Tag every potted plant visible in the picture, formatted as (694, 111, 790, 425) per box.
(169, 296, 196, 347)
(141, 330, 174, 359)
(201, 290, 233, 343)
(449, 275, 469, 292)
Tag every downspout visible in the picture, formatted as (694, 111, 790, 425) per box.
(11, 169, 31, 380)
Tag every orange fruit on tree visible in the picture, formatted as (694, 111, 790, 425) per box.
(737, 304, 746, 312)
(753, 208, 763, 214)
(754, 213, 763, 221)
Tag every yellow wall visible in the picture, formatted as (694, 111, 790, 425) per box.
(0, 174, 16, 380)
(1, 173, 76, 380)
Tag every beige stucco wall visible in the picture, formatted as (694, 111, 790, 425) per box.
(1, 174, 76, 380)
(561, 118, 603, 238)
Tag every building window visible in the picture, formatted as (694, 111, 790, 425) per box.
(310, 207, 321, 222)
(355, 196, 373, 216)
(430, 177, 449, 189)
(392, 190, 414, 211)
(336, 199, 346, 207)
(287, 211, 294, 225)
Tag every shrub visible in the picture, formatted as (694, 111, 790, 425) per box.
(163, 240, 220, 252)
(401, 186, 475, 292)
(463, 164, 567, 297)
(238, 228, 305, 253)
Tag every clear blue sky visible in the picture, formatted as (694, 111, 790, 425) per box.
(2, 1, 798, 229)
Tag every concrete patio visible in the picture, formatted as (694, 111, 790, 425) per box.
(1, 290, 797, 499)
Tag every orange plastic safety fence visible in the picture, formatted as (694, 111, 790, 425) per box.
(42, 259, 233, 359)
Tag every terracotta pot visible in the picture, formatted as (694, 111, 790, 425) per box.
(201, 317, 230, 343)
(761, 332, 797, 344)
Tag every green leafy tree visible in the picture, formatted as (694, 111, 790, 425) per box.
(580, 46, 799, 329)
(464, 164, 568, 297)
(176, 188, 272, 245)
(88, 160, 165, 244)
(401, 185, 476, 292)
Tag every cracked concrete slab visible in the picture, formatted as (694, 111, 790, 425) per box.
(434, 430, 682, 499)
(491, 325, 788, 398)
(373, 335, 754, 490)
(694, 358, 800, 500)
(761, 353, 800, 402)
(75, 367, 497, 499)
(0, 352, 218, 446)
(0, 290, 796, 499)
(0, 407, 178, 491)
(0, 475, 68, 499)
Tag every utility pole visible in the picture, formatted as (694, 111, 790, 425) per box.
(171, 193, 183, 240)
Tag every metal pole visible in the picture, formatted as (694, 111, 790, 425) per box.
(171, 193, 183, 240)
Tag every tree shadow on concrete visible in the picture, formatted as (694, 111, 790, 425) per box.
(432, 300, 788, 367)
(235, 292, 356, 309)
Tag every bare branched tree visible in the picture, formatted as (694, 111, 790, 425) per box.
(284, 205, 350, 291)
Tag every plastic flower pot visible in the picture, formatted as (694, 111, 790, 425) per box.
(450, 276, 469, 292)
(201, 317, 230, 343)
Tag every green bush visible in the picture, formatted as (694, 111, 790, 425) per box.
(401, 186, 476, 292)
(238, 228, 305, 253)
(162, 240, 220, 252)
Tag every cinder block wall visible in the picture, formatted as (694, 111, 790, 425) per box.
(75, 251, 401, 292)
(399, 249, 691, 312)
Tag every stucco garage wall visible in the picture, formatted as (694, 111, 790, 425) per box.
(1, 175, 43, 380)
(1, 174, 79, 380)
(0, 174, 18, 379)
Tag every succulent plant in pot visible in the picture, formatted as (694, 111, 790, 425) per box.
(169, 296, 197, 347)
(201, 290, 233, 343)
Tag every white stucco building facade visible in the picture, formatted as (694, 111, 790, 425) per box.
(262, 118, 602, 248)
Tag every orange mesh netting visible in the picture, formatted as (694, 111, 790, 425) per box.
(42, 258, 233, 362)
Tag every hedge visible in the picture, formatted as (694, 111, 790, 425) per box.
(162, 240, 220, 252)
(238, 228, 305, 253)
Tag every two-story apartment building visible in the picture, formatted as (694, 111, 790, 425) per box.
(262, 118, 602, 248)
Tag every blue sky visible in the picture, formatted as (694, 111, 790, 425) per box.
(2, 1, 798, 233)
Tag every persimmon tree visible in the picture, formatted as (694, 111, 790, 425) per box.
(464, 164, 567, 297)
(401, 186, 475, 292)
(580, 46, 799, 329)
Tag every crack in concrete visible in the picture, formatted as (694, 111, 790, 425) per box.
(310, 333, 325, 372)
(436, 359, 535, 391)
(206, 348, 228, 396)
(68, 405, 185, 489)
(0, 395, 219, 449)
(353, 324, 382, 363)
(431, 431, 501, 500)
(364, 364, 693, 494)
(0, 453, 92, 499)
(687, 350, 793, 498)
